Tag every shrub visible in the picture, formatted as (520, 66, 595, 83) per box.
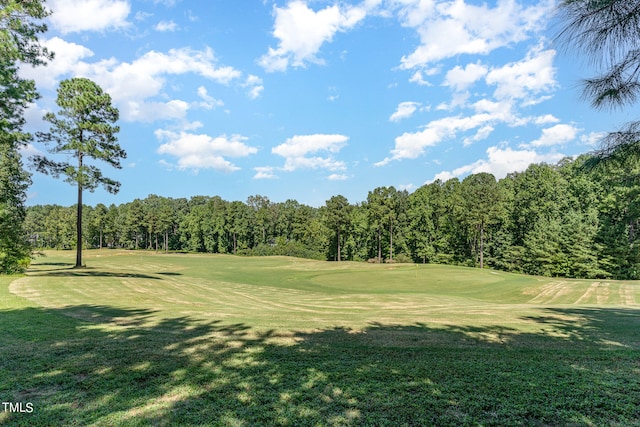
(393, 253, 413, 263)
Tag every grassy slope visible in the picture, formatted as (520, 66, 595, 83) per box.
(1, 250, 639, 426)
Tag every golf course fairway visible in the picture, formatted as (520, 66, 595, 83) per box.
(2, 250, 639, 426)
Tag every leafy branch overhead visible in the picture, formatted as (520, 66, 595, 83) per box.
(557, 0, 640, 162)
(0, 0, 52, 65)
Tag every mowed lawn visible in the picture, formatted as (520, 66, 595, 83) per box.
(2, 250, 639, 426)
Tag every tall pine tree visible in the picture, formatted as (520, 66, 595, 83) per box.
(32, 77, 125, 268)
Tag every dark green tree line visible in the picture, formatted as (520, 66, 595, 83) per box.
(24, 155, 640, 279)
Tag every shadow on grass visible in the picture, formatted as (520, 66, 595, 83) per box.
(26, 267, 162, 280)
(30, 262, 75, 267)
(1, 304, 639, 426)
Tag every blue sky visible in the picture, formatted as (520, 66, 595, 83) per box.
(20, 0, 630, 207)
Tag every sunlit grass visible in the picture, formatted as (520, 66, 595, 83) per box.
(1, 250, 639, 426)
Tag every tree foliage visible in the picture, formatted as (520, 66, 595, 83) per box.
(32, 77, 125, 268)
(461, 173, 503, 269)
(24, 155, 640, 280)
(323, 195, 352, 261)
(0, 0, 51, 273)
(557, 0, 640, 162)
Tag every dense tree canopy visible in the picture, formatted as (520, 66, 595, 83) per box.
(25, 155, 640, 280)
(0, 0, 51, 273)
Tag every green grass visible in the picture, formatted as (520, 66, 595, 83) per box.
(1, 250, 639, 426)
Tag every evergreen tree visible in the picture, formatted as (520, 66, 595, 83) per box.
(407, 185, 436, 263)
(90, 203, 108, 248)
(227, 201, 250, 254)
(32, 78, 125, 268)
(557, 0, 640, 162)
(323, 195, 352, 261)
(0, 144, 31, 271)
(0, 0, 51, 272)
(461, 173, 503, 269)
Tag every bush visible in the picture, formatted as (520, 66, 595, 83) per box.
(393, 253, 413, 263)
(243, 240, 324, 260)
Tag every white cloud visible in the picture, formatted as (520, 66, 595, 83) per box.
(377, 112, 500, 166)
(327, 173, 349, 181)
(19, 143, 44, 158)
(156, 130, 258, 172)
(409, 71, 431, 86)
(273, 134, 348, 158)
(19, 37, 94, 89)
(463, 125, 494, 146)
(580, 131, 606, 147)
(154, 0, 180, 6)
(259, 1, 367, 71)
(533, 114, 560, 125)
(485, 45, 557, 102)
(390, 0, 436, 28)
(272, 134, 348, 172)
(253, 166, 278, 180)
(471, 99, 513, 118)
(284, 156, 346, 171)
(436, 91, 470, 111)
(48, 0, 131, 34)
(429, 145, 565, 182)
(395, 0, 554, 69)
(444, 62, 488, 91)
(123, 99, 190, 123)
(196, 86, 224, 109)
(92, 48, 240, 121)
(378, 37, 562, 166)
(390, 102, 420, 122)
(528, 124, 578, 147)
(398, 183, 416, 192)
(155, 20, 178, 32)
(243, 75, 264, 99)
(134, 11, 152, 21)
(23, 39, 243, 122)
(431, 170, 456, 182)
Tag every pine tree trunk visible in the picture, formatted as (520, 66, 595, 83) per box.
(233, 232, 237, 255)
(337, 229, 341, 262)
(480, 220, 484, 269)
(389, 222, 393, 261)
(75, 153, 83, 268)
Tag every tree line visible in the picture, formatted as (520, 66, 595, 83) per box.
(25, 154, 640, 280)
